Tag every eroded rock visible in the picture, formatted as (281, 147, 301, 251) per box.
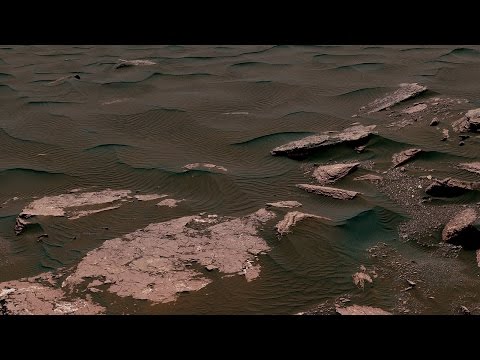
(392, 148, 422, 168)
(360, 83, 427, 114)
(442, 208, 480, 249)
(114, 59, 156, 69)
(425, 177, 480, 197)
(458, 162, 480, 175)
(312, 162, 359, 185)
(275, 211, 329, 235)
(271, 125, 376, 158)
(297, 184, 359, 200)
(335, 305, 391, 315)
(15, 189, 132, 234)
(403, 103, 427, 114)
(156, 198, 183, 208)
(183, 163, 228, 172)
(452, 108, 480, 133)
(63, 209, 276, 304)
(0, 274, 104, 315)
(134, 194, 167, 201)
(265, 200, 302, 209)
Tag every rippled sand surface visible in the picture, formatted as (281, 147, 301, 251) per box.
(2, 45, 480, 314)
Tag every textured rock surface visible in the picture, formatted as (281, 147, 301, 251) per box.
(271, 125, 376, 157)
(114, 59, 156, 69)
(297, 184, 359, 200)
(156, 198, 183, 208)
(353, 174, 383, 182)
(359, 83, 427, 114)
(134, 194, 167, 201)
(265, 201, 302, 209)
(425, 178, 479, 197)
(335, 305, 391, 315)
(392, 148, 422, 168)
(0, 273, 104, 315)
(442, 208, 480, 249)
(63, 209, 276, 303)
(458, 162, 480, 175)
(312, 162, 359, 184)
(275, 211, 328, 235)
(452, 108, 480, 133)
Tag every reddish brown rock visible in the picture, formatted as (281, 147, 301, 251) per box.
(442, 208, 480, 249)
(392, 148, 422, 168)
(63, 209, 276, 304)
(275, 211, 329, 235)
(114, 59, 156, 69)
(452, 108, 480, 133)
(265, 200, 302, 209)
(0, 274, 104, 315)
(359, 83, 427, 114)
(271, 125, 376, 158)
(183, 163, 228, 173)
(425, 177, 480, 197)
(458, 162, 480, 175)
(297, 184, 359, 200)
(312, 162, 360, 185)
(336, 305, 392, 315)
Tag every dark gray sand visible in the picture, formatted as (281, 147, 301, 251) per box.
(3, 46, 480, 314)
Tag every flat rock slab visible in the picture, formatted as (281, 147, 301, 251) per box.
(336, 305, 391, 315)
(15, 189, 132, 234)
(63, 209, 276, 304)
(402, 103, 428, 114)
(0, 274, 104, 315)
(425, 177, 480, 197)
(442, 208, 480, 249)
(265, 201, 302, 209)
(452, 108, 480, 133)
(360, 83, 427, 114)
(114, 59, 156, 69)
(275, 211, 329, 235)
(297, 184, 359, 200)
(134, 194, 167, 201)
(271, 125, 376, 158)
(156, 198, 183, 208)
(458, 162, 480, 175)
(183, 163, 228, 173)
(392, 148, 422, 168)
(312, 162, 360, 185)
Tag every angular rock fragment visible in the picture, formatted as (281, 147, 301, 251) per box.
(134, 194, 167, 201)
(392, 148, 422, 168)
(403, 103, 427, 114)
(442, 208, 480, 249)
(425, 177, 480, 197)
(271, 125, 376, 158)
(297, 184, 359, 200)
(441, 129, 449, 141)
(275, 211, 329, 235)
(312, 162, 360, 185)
(359, 83, 427, 114)
(156, 198, 183, 208)
(452, 108, 480, 133)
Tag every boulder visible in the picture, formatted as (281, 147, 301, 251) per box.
(425, 177, 480, 197)
(452, 108, 480, 133)
(442, 208, 480, 249)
